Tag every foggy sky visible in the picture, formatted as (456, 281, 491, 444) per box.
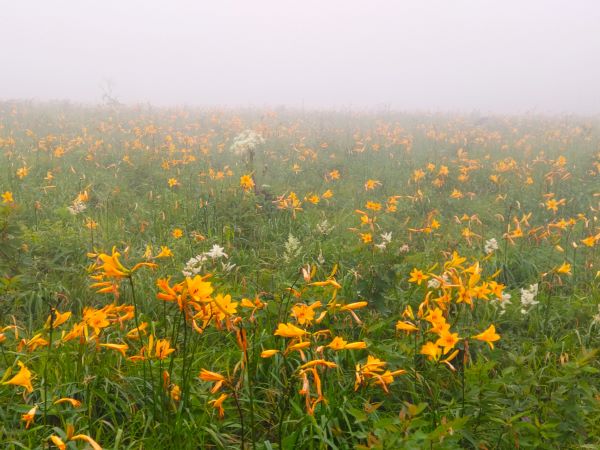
(1, 0, 599, 114)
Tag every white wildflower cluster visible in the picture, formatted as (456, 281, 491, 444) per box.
(283, 234, 301, 263)
(484, 238, 499, 254)
(230, 129, 265, 156)
(592, 305, 600, 326)
(182, 244, 234, 277)
(182, 256, 205, 277)
(67, 200, 87, 215)
(492, 292, 513, 315)
(427, 278, 441, 289)
(399, 244, 410, 253)
(375, 232, 392, 250)
(427, 273, 448, 290)
(316, 219, 334, 235)
(317, 250, 325, 265)
(520, 283, 539, 314)
(205, 244, 228, 259)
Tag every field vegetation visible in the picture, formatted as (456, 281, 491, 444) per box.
(1, 102, 599, 449)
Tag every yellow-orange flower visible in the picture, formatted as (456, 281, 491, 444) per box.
(71, 434, 102, 450)
(2, 361, 34, 393)
(50, 435, 66, 450)
(240, 174, 255, 192)
(409, 268, 429, 285)
(327, 336, 367, 350)
(156, 246, 173, 258)
(21, 405, 38, 429)
(90, 247, 157, 281)
(291, 301, 321, 325)
(555, 262, 572, 275)
(260, 349, 279, 358)
(199, 369, 227, 393)
(99, 343, 129, 357)
(54, 397, 82, 408)
(155, 339, 175, 359)
(45, 310, 71, 329)
(186, 275, 214, 302)
(274, 323, 308, 339)
(472, 324, 500, 349)
(420, 341, 441, 361)
(1, 191, 13, 204)
(209, 393, 228, 418)
(396, 321, 418, 333)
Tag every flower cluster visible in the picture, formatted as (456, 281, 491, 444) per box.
(230, 129, 265, 156)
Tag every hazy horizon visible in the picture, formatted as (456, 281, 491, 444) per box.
(2, 0, 599, 114)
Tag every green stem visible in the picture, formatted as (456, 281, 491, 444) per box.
(128, 276, 154, 418)
(232, 388, 246, 449)
(43, 306, 56, 426)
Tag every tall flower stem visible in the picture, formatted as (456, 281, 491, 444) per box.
(232, 388, 246, 449)
(43, 306, 56, 425)
(244, 323, 256, 449)
(128, 275, 155, 418)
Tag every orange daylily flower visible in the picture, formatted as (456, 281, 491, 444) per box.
(409, 268, 429, 285)
(21, 405, 38, 429)
(274, 323, 308, 338)
(472, 325, 500, 349)
(209, 393, 228, 418)
(54, 397, 82, 408)
(2, 361, 34, 393)
(99, 343, 129, 357)
(71, 434, 103, 450)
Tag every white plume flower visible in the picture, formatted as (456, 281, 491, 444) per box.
(230, 129, 265, 156)
(427, 278, 441, 289)
(316, 219, 334, 235)
(283, 234, 301, 263)
(67, 200, 87, 215)
(182, 244, 229, 276)
(484, 238, 499, 254)
(520, 283, 539, 314)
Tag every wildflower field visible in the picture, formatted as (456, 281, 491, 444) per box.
(1, 102, 599, 449)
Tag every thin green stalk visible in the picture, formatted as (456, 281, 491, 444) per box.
(232, 388, 246, 449)
(244, 323, 256, 449)
(43, 307, 56, 426)
(128, 275, 155, 418)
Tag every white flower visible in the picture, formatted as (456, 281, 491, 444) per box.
(376, 232, 393, 250)
(206, 244, 228, 259)
(484, 238, 498, 254)
(317, 250, 325, 265)
(492, 292, 512, 315)
(283, 234, 301, 263)
(230, 130, 265, 156)
(182, 255, 207, 277)
(399, 244, 410, 253)
(427, 278, 441, 289)
(520, 283, 539, 314)
(183, 243, 231, 276)
(592, 305, 600, 325)
(530, 283, 539, 296)
(316, 219, 334, 235)
(67, 200, 87, 215)
(221, 261, 236, 272)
